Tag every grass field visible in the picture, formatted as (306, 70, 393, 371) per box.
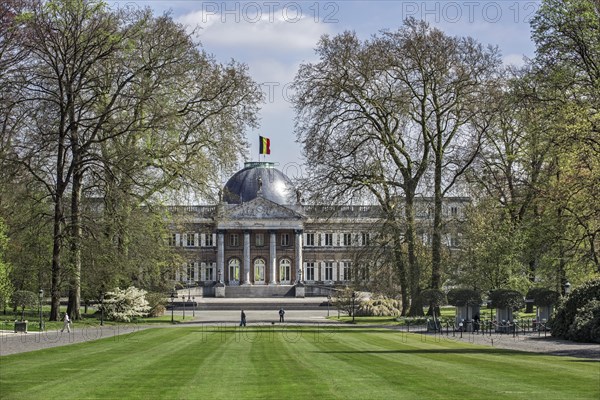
(1, 326, 598, 399)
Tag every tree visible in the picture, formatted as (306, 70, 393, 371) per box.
(8, 0, 262, 320)
(380, 19, 501, 293)
(293, 29, 430, 316)
(450, 201, 529, 293)
(12, 290, 36, 320)
(530, 0, 600, 275)
(293, 21, 501, 315)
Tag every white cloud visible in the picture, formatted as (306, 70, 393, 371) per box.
(502, 53, 527, 67)
(178, 8, 331, 52)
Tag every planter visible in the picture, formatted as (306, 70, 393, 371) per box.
(14, 321, 28, 333)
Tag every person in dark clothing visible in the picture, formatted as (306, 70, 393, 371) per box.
(240, 310, 247, 326)
(278, 308, 285, 323)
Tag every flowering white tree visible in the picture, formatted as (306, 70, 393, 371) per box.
(102, 286, 150, 322)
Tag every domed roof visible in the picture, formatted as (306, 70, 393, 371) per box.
(223, 162, 296, 205)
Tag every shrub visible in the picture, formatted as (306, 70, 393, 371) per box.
(145, 292, 167, 317)
(551, 278, 600, 343)
(489, 289, 524, 310)
(101, 286, 150, 322)
(527, 288, 560, 307)
(447, 289, 481, 306)
(356, 296, 401, 317)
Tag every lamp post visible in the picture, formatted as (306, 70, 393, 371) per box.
(351, 292, 356, 323)
(563, 281, 571, 295)
(170, 290, 176, 324)
(38, 289, 44, 331)
(99, 290, 105, 326)
(327, 295, 331, 317)
(181, 295, 186, 320)
(192, 296, 195, 317)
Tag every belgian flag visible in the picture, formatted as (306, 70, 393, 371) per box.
(259, 136, 271, 155)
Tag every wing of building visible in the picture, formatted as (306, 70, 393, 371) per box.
(167, 162, 468, 297)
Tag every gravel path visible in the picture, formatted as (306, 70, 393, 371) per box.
(0, 325, 151, 356)
(415, 330, 600, 360)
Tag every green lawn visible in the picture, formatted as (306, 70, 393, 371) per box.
(1, 326, 598, 399)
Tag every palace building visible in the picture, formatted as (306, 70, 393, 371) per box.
(168, 162, 468, 297)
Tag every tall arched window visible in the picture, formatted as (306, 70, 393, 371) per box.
(228, 258, 240, 285)
(279, 258, 291, 284)
(254, 258, 265, 284)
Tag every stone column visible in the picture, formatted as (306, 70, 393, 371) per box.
(243, 231, 251, 285)
(217, 230, 225, 283)
(295, 229, 303, 283)
(269, 231, 277, 284)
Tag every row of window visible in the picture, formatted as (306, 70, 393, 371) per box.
(303, 261, 352, 281)
(304, 232, 370, 247)
(176, 260, 356, 283)
(169, 233, 215, 247)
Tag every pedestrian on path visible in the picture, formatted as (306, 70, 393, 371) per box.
(240, 310, 246, 326)
(279, 307, 285, 323)
(60, 313, 71, 333)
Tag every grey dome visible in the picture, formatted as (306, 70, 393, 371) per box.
(223, 162, 296, 205)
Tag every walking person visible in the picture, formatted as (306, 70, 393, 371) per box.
(60, 313, 71, 333)
(278, 307, 285, 323)
(240, 310, 246, 327)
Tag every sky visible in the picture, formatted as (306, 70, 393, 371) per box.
(111, 0, 540, 181)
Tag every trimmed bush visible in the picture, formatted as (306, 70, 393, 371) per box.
(489, 289, 524, 310)
(447, 289, 481, 306)
(527, 288, 560, 307)
(551, 278, 600, 343)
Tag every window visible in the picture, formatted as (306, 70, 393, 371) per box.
(279, 258, 291, 282)
(450, 234, 461, 248)
(324, 233, 333, 246)
(186, 263, 195, 282)
(255, 233, 264, 247)
(186, 233, 195, 247)
(230, 233, 239, 247)
(450, 206, 459, 217)
(362, 232, 370, 246)
(305, 262, 315, 281)
(168, 233, 177, 247)
(342, 261, 352, 281)
(343, 233, 352, 246)
(254, 258, 265, 282)
(228, 258, 240, 282)
(205, 233, 214, 247)
(324, 262, 333, 281)
(281, 233, 290, 246)
(305, 233, 315, 246)
(204, 264, 214, 281)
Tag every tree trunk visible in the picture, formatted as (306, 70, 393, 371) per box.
(50, 197, 63, 321)
(393, 236, 409, 316)
(67, 153, 82, 320)
(431, 149, 443, 290)
(405, 187, 423, 316)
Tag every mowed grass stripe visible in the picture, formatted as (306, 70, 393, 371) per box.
(1, 327, 598, 400)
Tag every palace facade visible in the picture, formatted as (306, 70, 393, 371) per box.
(168, 162, 468, 297)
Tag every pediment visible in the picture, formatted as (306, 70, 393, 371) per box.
(221, 196, 304, 220)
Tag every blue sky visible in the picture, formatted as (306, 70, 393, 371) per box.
(111, 1, 540, 179)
